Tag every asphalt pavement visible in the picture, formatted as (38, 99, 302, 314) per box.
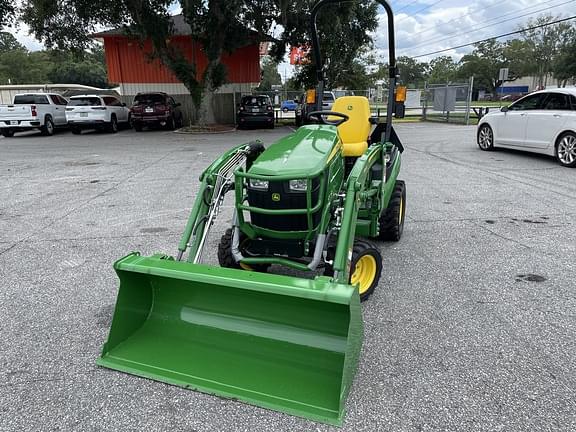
(1, 123, 575, 431)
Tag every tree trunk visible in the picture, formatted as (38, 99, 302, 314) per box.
(196, 58, 222, 126)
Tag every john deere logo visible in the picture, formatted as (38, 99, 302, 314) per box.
(272, 193, 281, 202)
(347, 105, 353, 111)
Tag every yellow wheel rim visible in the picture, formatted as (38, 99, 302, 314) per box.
(399, 196, 404, 225)
(350, 255, 377, 295)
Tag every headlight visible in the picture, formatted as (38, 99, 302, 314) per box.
(249, 178, 269, 190)
(289, 179, 307, 191)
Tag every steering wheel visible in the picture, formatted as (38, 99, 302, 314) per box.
(306, 111, 349, 127)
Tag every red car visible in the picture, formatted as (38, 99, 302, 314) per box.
(130, 92, 184, 131)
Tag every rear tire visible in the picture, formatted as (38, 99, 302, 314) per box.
(107, 115, 118, 133)
(71, 127, 81, 135)
(134, 122, 143, 132)
(378, 180, 406, 241)
(477, 124, 494, 151)
(218, 228, 269, 272)
(1, 129, 14, 137)
(555, 132, 576, 168)
(40, 116, 54, 136)
(166, 116, 175, 130)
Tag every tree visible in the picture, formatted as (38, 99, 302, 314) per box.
(458, 39, 514, 96)
(428, 56, 458, 84)
(0, 0, 15, 28)
(0, 32, 25, 52)
(396, 56, 428, 87)
(21, 0, 283, 124)
(256, 56, 282, 91)
(555, 41, 576, 86)
(280, 1, 378, 90)
(519, 15, 576, 88)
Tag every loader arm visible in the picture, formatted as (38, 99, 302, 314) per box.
(177, 142, 262, 262)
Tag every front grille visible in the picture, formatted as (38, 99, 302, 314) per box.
(247, 179, 321, 231)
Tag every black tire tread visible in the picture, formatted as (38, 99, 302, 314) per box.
(378, 180, 406, 241)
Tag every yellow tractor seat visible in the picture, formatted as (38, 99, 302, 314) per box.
(332, 96, 372, 157)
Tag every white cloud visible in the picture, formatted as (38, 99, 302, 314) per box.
(376, 0, 576, 62)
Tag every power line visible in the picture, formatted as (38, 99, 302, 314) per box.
(402, 0, 575, 52)
(396, 0, 447, 24)
(411, 15, 576, 58)
(403, 0, 560, 41)
(395, 0, 420, 14)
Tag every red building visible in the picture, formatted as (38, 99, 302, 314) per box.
(94, 15, 261, 122)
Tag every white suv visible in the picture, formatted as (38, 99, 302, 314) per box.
(66, 95, 131, 134)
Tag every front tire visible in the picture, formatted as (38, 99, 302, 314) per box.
(350, 240, 383, 302)
(477, 124, 494, 151)
(378, 180, 406, 241)
(556, 132, 576, 168)
(218, 228, 269, 272)
(40, 116, 54, 136)
(1, 129, 14, 137)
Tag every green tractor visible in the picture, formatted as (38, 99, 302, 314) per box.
(97, 0, 405, 426)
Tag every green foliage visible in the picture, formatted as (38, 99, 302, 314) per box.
(555, 41, 576, 85)
(396, 56, 429, 87)
(0, 40, 109, 86)
(0, 0, 16, 28)
(428, 56, 458, 84)
(519, 15, 576, 87)
(257, 56, 282, 91)
(458, 39, 509, 94)
(282, 0, 378, 90)
(0, 32, 25, 52)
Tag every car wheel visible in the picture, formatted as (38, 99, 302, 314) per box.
(134, 122, 143, 132)
(556, 132, 576, 168)
(71, 127, 81, 135)
(166, 116, 175, 130)
(1, 129, 14, 137)
(40, 116, 54, 136)
(108, 115, 118, 133)
(477, 124, 494, 151)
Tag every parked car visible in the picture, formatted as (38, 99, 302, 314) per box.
(130, 92, 183, 131)
(477, 88, 576, 167)
(295, 91, 337, 126)
(66, 95, 130, 134)
(0, 93, 68, 137)
(237, 95, 274, 129)
(281, 100, 298, 112)
(322, 91, 336, 110)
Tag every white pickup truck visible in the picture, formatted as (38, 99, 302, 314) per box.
(0, 93, 69, 137)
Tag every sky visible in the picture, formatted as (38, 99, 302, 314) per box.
(9, 0, 576, 82)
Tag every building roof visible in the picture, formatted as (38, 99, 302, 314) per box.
(92, 14, 273, 41)
(93, 14, 190, 37)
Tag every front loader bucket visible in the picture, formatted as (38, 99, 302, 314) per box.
(97, 253, 363, 425)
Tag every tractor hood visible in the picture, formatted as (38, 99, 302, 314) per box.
(248, 125, 341, 178)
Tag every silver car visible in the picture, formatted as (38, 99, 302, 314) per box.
(477, 88, 576, 167)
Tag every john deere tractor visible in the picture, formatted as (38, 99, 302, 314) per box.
(97, 0, 405, 426)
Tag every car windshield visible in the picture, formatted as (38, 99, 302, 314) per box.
(134, 94, 165, 105)
(69, 97, 102, 106)
(323, 93, 334, 102)
(13, 95, 49, 104)
(242, 96, 269, 107)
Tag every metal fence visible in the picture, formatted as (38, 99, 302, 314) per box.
(422, 78, 475, 125)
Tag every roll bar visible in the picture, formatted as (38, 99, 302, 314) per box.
(310, 0, 398, 142)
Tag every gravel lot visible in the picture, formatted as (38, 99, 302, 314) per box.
(1, 123, 575, 432)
